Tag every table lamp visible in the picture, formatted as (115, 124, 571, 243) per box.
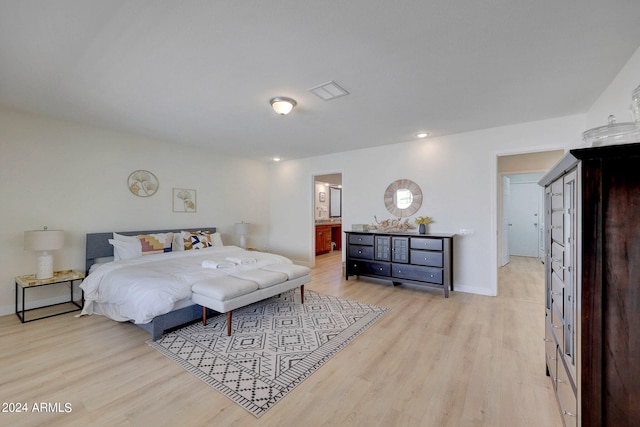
(235, 222, 250, 249)
(24, 227, 65, 279)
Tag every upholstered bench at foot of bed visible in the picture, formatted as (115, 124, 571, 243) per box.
(191, 264, 311, 336)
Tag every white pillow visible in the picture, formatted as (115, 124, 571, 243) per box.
(173, 232, 185, 251)
(211, 232, 224, 247)
(109, 236, 142, 260)
(113, 232, 138, 243)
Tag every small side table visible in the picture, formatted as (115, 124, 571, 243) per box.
(15, 270, 85, 323)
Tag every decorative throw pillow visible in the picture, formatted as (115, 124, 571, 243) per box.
(211, 231, 224, 247)
(183, 231, 212, 250)
(138, 233, 173, 255)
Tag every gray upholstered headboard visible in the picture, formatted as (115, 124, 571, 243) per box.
(85, 227, 217, 274)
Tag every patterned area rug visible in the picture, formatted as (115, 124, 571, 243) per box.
(148, 289, 388, 417)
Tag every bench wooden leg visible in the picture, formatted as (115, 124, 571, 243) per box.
(300, 284, 304, 304)
(202, 306, 207, 326)
(226, 311, 233, 336)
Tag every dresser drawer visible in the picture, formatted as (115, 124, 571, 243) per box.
(551, 178, 563, 209)
(348, 260, 390, 277)
(556, 359, 577, 426)
(551, 211, 564, 243)
(349, 245, 374, 260)
(551, 272, 564, 317)
(551, 242, 565, 280)
(544, 317, 558, 384)
(410, 237, 443, 251)
(392, 264, 442, 284)
(551, 304, 564, 345)
(410, 250, 443, 267)
(348, 234, 374, 246)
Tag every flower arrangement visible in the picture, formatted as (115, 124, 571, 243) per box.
(414, 216, 433, 225)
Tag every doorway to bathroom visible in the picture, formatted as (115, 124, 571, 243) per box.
(313, 173, 342, 257)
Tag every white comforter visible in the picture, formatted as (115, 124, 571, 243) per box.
(80, 246, 293, 324)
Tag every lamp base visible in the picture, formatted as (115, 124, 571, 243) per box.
(36, 251, 54, 279)
(239, 235, 247, 249)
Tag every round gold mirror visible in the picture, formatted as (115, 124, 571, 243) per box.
(384, 179, 422, 217)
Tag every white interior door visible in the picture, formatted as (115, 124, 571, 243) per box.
(508, 181, 541, 257)
(501, 176, 511, 266)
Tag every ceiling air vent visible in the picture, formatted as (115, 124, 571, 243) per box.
(308, 81, 349, 101)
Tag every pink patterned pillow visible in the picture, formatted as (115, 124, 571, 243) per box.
(138, 233, 173, 255)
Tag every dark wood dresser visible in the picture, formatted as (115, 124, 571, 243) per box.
(539, 142, 640, 426)
(344, 231, 454, 297)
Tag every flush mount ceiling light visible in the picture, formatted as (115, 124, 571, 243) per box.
(270, 97, 297, 115)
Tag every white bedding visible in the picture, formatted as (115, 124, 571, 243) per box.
(80, 245, 294, 324)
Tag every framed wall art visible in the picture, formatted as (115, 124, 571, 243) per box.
(173, 188, 197, 213)
(128, 170, 158, 197)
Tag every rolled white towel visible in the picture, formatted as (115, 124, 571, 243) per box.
(225, 256, 257, 265)
(202, 259, 235, 269)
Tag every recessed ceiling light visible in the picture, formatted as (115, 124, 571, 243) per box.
(273, 157, 281, 162)
(416, 132, 430, 138)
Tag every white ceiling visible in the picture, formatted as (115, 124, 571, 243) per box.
(1, 1, 640, 161)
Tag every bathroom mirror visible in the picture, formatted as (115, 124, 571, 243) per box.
(384, 179, 422, 217)
(330, 187, 342, 217)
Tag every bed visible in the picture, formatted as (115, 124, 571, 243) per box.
(81, 228, 309, 340)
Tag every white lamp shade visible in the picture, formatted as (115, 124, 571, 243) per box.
(235, 222, 250, 249)
(235, 222, 250, 235)
(24, 229, 64, 279)
(24, 229, 65, 251)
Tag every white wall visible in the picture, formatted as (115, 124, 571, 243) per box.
(587, 45, 640, 128)
(269, 114, 585, 296)
(0, 109, 270, 315)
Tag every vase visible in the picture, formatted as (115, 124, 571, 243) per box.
(419, 224, 426, 234)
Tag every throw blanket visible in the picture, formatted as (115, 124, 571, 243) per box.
(80, 246, 293, 324)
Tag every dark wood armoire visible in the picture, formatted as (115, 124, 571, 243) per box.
(539, 142, 640, 426)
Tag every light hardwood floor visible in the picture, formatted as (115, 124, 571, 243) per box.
(0, 253, 561, 427)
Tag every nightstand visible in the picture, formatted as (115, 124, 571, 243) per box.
(15, 270, 85, 323)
